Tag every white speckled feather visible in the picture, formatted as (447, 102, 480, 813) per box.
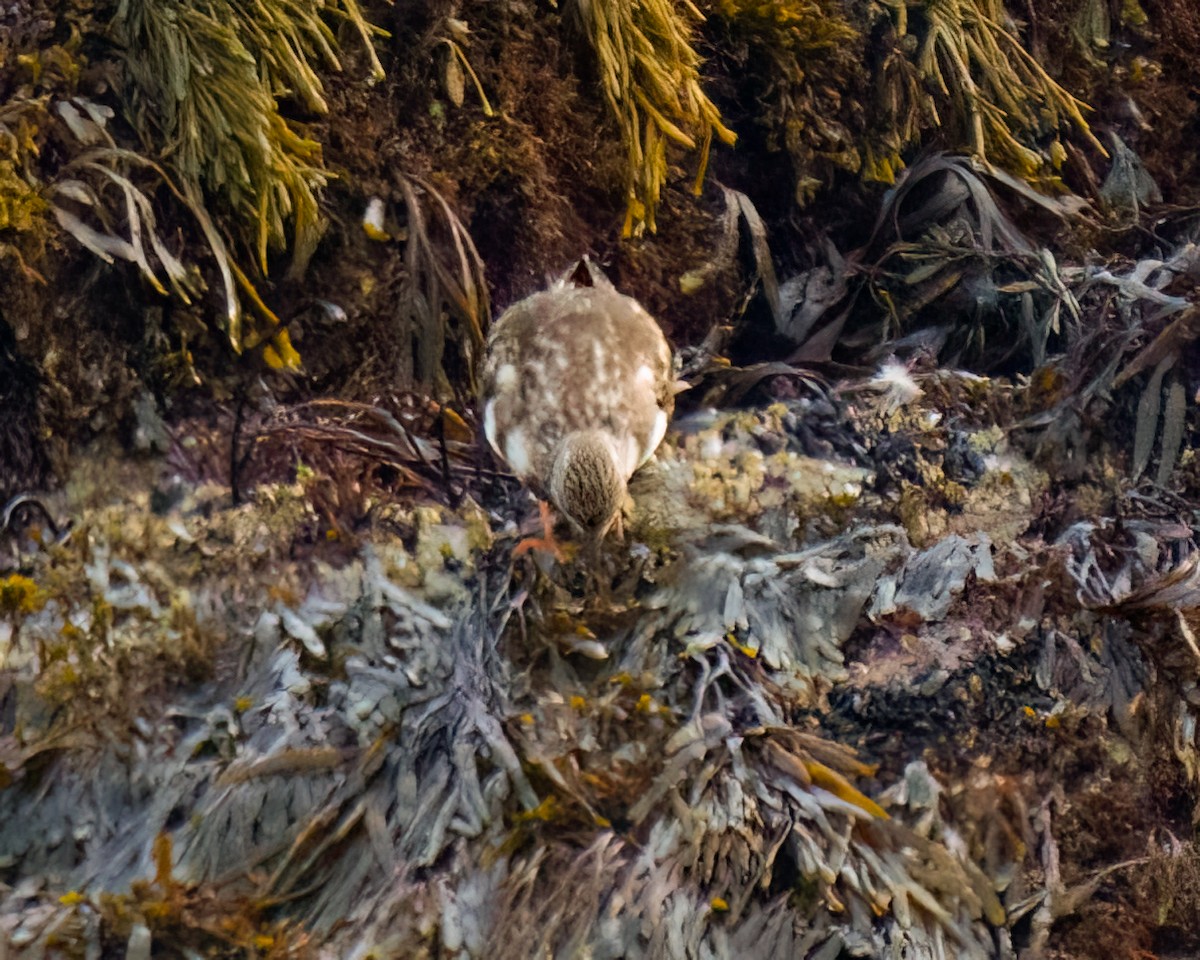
(480, 266, 674, 511)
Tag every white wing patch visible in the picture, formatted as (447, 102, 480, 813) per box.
(504, 426, 532, 477)
(494, 363, 518, 390)
(483, 399, 501, 456)
(637, 408, 669, 469)
(624, 434, 639, 478)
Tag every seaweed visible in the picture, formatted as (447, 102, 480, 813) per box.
(879, 0, 1105, 182)
(571, 0, 737, 236)
(109, 0, 387, 359)
(709, 0, 865, 204)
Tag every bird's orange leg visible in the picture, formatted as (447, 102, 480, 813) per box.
(512, 500, 568, 563)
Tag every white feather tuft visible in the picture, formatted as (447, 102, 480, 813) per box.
(868, 358, 922, 411)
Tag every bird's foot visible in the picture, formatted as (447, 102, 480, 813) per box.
(512, 501, 572, 564)
(512, 534, 569, 563)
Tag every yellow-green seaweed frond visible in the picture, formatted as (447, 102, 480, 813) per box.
(880, 0, 1105, 181)
(574, 0, 737, 237)
(0, 100, 50, 234)
(114, 0, 327, 276)
(715, 0, 858, 61)
(111, 0, 387, 356)
(0, 158, 45, 234)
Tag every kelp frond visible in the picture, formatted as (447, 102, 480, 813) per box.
(397, 175, 491, 395)
(111, 0, 387, 355)
(879, 0, 1105, 181)
(47, 97, 193, 304)
(859, 154, 1087, 366)
(574, 0, 737, 237)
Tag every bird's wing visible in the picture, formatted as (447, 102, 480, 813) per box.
(481, 284, 674, 482)
(481, 291, 572, 487)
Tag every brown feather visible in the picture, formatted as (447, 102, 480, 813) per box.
(482, 271, 673, 535)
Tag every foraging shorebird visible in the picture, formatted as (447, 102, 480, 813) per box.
(481, 261, 674, 557)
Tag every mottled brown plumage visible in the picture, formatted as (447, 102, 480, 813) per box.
(482, 262, 673, 542)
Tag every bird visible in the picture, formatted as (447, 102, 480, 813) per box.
(481, 260, 674, 559)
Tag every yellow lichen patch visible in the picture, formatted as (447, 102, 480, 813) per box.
(898, 451, 1045, 548)
(0, 460, 340, 739)
(0, 574, 47, 614)
(630, 405, 871, 547)
(410, 502, 493, 599)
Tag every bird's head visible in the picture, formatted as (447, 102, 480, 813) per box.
(548, 431, 625, 541)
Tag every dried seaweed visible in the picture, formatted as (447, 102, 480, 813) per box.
(853, 155, 1085, 366)
(8, 2, 1200, 956)
(1132, 354, 1172, 480)
(51, 152, 194, 307)
(489, 728, 1000, 959)
(396, 175, 491, 395)
(1059, 517, 1200, 611)
(1157, 374, 1187, 487)
(0, 399, 1027, 958)
(1100, 131, 1163, 217)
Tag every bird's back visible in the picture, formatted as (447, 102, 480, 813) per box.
(482, 281, 673, 491)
